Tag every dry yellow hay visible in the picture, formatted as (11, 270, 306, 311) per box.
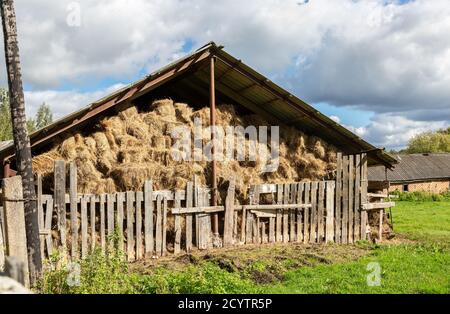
(33, 98, 337, 197)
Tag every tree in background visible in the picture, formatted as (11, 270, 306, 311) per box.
(0, 87, 53, 140)
(405, 127, 450, 153)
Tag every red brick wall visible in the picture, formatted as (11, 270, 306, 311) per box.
(389, 181, 450, 194)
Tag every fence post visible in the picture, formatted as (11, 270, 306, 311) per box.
(54, 160, 67, 254)
(223, 178, 235, 247)
(2, 175, 30, 287)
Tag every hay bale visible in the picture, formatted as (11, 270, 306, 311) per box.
(32, 98, 337, 198)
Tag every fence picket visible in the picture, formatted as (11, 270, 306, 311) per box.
(309, 182, 318, 243)
(342, 156, 349, 244)
(155, 195, 163, 256)
(361, 153, 368, 240)
(126, 191, 135, 261)
(303, 182, 310, 243)
(348, 155, 354, 243)
(144, 180, 154, 256)
(45, 198, 53, 256)
(81, 196, 88, 258)
(162, 196, 168, 255)
(290, 183, 297, 242)
(185, 181, 193, 252)
(54, 160, 66, 253)
(100, 194, 106, 252)
(297, 183, 304, 242)
(354, 155, 361, 240)
(174, 191, 182, 254)
(90, 195, 96, 252)
(318, 181, 325, 243)
(117, 192, 125, 250)
(136, 191, 143, 260)
(107, 193, 115, 239)
(335, 153, 342, 243)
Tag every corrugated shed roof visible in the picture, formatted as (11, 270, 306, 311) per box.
(0, 42, 396, 168)
(369, 153, 450, 182)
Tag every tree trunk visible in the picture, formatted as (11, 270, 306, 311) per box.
(1, 0, 42, 284)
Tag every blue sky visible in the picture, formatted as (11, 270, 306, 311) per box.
(1, 0, 449, 150)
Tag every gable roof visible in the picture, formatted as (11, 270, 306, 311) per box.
(369, 153, 450, 183)
(0, 42, 396, 168)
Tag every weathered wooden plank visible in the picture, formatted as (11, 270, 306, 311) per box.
(194, 175, 200, 247)
(144, 180, 154, 256)
(185, 181, 193, 252)
(174, 191, 182, 254)
(54, 160, 66, 253)
(2, 176, 29, 287)
(238, 204, 311, 211)
(317, 181, 325, 243)
(251, 210, 277, 218)
(126, 191, 135, 261)
(282, 184, 290, 243)
(361, 202, 396, 210)
(309, 182, 318, 243)
(90, 195, 96, 252)
(269, 217, 275, 243)
(361, 153, 368, 240)
(368, 193, 389, 198)
(261, 221, 267, 244)
(81, 196, 88, 259)
(107, 193, 115, 239)
(99, 194, 106, 252)
(325, 181, 335, 243)
(155, 194, 163, 256)
(0, 217, 4, 270)
(69, 162, 78, 259)
(135, 191, 143, 260)
(354, 154, 361, 241)
(172, 206, 224, 214)
(116, 192, 125, 250)
(348, 155, 354, 244)
(341, 156, 349, 244)
(303, 182, 310, 243)
(233, 210, 238, 243)
(246, 186, 255, 244)
(253, 185, 260, 244)
(162, 196, 168, 255)
(276, 184, 283, 243)
(223, 178, 236, 247)
(290, 183, 297, 242)
(296, 183, 303, 242)
(36, 173, 45, 259)
(378, 209, 384, 242)
(335, 152, 342, 243)
(45, 198, 54, 256)
(240, 201, 247, 243)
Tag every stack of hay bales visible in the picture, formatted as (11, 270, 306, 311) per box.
(32, 99, 337, 198)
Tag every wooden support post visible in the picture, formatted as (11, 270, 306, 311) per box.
(69, 162, 78, 259)
(354, 154, 361, 240)
(317, 181, 325, 243)
(80, 196, 88, 258)
(135, 191, 143, 260)
(90, 195, 96, 252)
(54, 160, 66, 253)
(303, 182, 310, 243)
(107, 193, 115, 240)
(36, 174, 45, 259)
(185, 181, 193, 252)
(325, 181, 335, 243)
(335, 153, 342, 243)
(44, 198, 53, 256)
(99, 194, 106, 252)
(155, 195, 162, 256)
(348, 155, 354, 244)
(223, 178, 235, 246)
(144, 180, 154, 257)
(296, 183, 304, 242)
(309, 182, 318, 243)
(174, 191, 182, 254)
(116, 192, 124, 250)
(361, 153, 368, 240)
(126, 191, 135, 261)
(2, 175, 30, 287)
(341, 156, 349, 244)
(209, 55, 219, 238)
(276, 184, 283, 243)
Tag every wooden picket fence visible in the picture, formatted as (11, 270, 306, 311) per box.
(0, 152, 393, 264)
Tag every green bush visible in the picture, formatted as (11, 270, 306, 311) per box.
(391, 190, 450, 202)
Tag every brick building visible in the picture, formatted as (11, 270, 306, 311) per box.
(368, 153, 450, 193)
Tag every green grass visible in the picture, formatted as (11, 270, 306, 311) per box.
(391, 201, 450, 243)
(38, 201, 450, 294)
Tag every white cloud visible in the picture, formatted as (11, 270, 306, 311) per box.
(0, 0, 448, 149)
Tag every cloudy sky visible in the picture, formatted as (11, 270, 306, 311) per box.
(1, 0, 449, 150)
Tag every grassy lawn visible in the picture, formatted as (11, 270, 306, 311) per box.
(39, 200, 450, 294)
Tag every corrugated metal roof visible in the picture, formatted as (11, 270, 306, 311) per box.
(369, 153, 450, 182)
(0, 42, 396, 168)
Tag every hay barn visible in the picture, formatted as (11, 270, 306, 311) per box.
(0, 42, 395, 196)
(369, 153, 450, 193)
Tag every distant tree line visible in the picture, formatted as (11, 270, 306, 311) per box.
(0, 87, 53, 141)
(389, 127, 450, 154)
